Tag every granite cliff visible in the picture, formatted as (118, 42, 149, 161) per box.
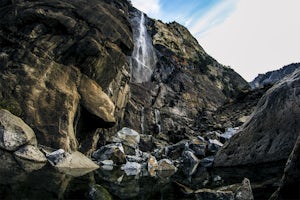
(0, 0, 249, 154)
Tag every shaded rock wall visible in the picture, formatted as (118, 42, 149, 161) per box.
(214, 69, 300, 166)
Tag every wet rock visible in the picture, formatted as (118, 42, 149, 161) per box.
(207, 139, 223, 154)
(165, 140, 188, 159)
(0, 109, 37, 151)
(157, 159, 177, 171)
(88, 184, 113, 200)
(219, 127, 239, 143)
(46, 149, 68, 166)
(139, 134, 155, 152)
(121, 162, 141, 176)
(93, 143, 126, 165)
(147, 155, 158, 176)
(215, 69, 300, 166)
(200, 156, 215, 168)
(188, 138, 207, 158)
(176, 178, 253, 200)
(182, 150, 200, 176)
(14, 145, 47, 163)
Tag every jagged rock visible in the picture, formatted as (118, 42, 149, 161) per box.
(165, 140, 188, 159)
(182, 150, 200, 176)
(200, 156, 215, 168)
(214, 69, 300, 167)
(188, 138, 207, 158)
(250, 63, 300, 89)
(219, 127, 239, 143)
(14, 145, 47, 163)
(0, 109, 37, 151)
(116, 127, 140, 149)
(46, 149, 68, 166)
(207, 139, 223, 154)
(93, 143, 126, 165)
(139, 134, 155, 152)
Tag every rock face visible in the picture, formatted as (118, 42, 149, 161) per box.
(250, 63, 300, 89)
(214, 69, 300, 166)
(269, 135, 300, 200)
(0, 0, 133, 152)
(123, 11, 249, 141)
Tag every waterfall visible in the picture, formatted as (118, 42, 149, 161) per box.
(154, 109, 161, 133)
(140, 106, 145, 134)
(130, 11, 157, 83)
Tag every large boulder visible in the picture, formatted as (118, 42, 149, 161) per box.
(92, 143, 126, 165)
(0, 109, 37, 151)
(214, 69, 300, 166)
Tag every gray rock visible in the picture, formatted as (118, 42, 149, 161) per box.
(0, 109, 37, 151)
(182, 150, 200, 176)
(116, 127, 140, 149)
(93, 143, 126, 165)
(200, 156, 215, 168)
(188, 138, 207, 158)
(46, 149, 68, 166)
(121, 162, 141, 176)
(214, 68, 300, 167)
(220, 127, 239, 143)
(207, 139, 223, 154)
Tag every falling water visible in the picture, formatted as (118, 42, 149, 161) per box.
(154, 109, 161, 133)
(130, 11, 157, 83)
(141, 106, 145, 134)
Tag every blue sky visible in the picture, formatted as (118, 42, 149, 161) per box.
(131, 0, 300, 81)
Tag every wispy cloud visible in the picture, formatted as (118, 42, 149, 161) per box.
(131, 0, 161, 16)
(188, 0, 238, 37)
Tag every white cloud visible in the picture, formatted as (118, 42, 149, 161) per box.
(198, 0, 300, 81)
(131, 0, 161, 16)
(189, 0, 238, 36)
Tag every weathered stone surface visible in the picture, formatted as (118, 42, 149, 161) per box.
(250, 63, 300, 89)
(14, 145, 47, 163)
(269, 135, 300, 200)
(0, 109, 37, 151)
(121, 162, 141, 176)
(93, 143, 126, 165)
(116, 127, 140, 148)
(88, 184, 113, 200)
(0, 0, 133, 152)
(78, 75, 116, 125)
(215, 69, 300, 166)
(182, 150, 200, 176)
(157, 158, 177, 171)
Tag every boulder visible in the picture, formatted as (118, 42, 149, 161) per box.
(46, 149, 68, 166)
(147, 155, 158, 176)
(93, 143, 126, 165)
(78, 75, 116, 126)
(207, 139, 223, 154)
(219, 127, 239, 143)
(121, 162, 141, 176)
(14, 145, 47, 163)
(157, 159, 177, 171)
(200, 156, 215, 168)
(182, 150, 200, 176)
(188, 138, 207, 158)
(214, 69, 300, 166)
(0, 109, 37, 151)
(116, 127, 140, 149)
